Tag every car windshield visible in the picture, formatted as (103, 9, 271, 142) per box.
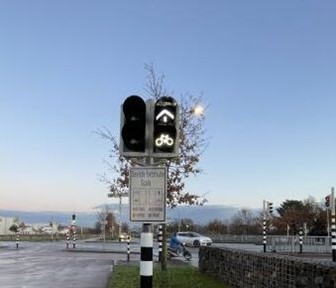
(189, 232, 201, 237)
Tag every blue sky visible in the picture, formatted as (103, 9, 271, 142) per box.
(1, 1, 335, 213)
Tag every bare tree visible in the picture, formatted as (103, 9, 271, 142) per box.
(97, 63, 209, 207)
(95, 205, 118, 238)
(230, 208, 260, 235)
(206, 219, 228, 235)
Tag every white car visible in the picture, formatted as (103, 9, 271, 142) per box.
(176, 231, 212, 247)
(119, 233, 131, 242)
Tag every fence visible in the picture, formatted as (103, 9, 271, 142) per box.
(208, 234, 332, 254)
(0, 234, 65, 241)
(208, 234, 262, 243)
(268, 235, 331, 253)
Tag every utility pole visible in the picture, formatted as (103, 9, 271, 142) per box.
(326, 194, 331, 236)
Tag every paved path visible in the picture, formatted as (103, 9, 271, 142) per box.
(0, 241, 117, 288)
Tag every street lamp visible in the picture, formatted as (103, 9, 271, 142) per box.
(192, 104, 204, 117)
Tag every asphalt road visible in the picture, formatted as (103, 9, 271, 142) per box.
(0, 239, 271, 288)
(0, 241, 118, 288)
(0, 240, 199, 288)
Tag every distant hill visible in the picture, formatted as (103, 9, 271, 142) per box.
(167, 204, 240, 223)
(0, 204, 257, 228)
(0, 210, 96, 228)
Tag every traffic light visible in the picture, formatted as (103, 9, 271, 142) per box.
(268, 202, 273, 215)
(153, 96, 179, 158)
(120, 95, 147, 157)
(325, 195, 330, 208)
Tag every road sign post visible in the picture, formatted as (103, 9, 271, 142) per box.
(129, 165, 167, 288)
(129, 167, 167, 223)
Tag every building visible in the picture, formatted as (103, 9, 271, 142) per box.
(20, 223, 60, 235)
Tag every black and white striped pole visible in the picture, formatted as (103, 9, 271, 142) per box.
(158, 224, 163, 262)
(72, 214, 76, 249)
(66, 229, 69, 249)
(127, 235, 130, 262)
(299, 229, 303, 254)
(16, 231, 19, 249)
(263, 200, 267, 253)
(140, 224, 153, 288)
(331, 187, 336, 262)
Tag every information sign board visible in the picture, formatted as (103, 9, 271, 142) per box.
(129, 167, 166, 222)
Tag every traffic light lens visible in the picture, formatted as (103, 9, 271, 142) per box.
(154, 125, 176, 152)
(123, 95, 146, 116)
(122, 121, 146, 151)
(121, 95, 146, 154)
(155, 134, 174, 147)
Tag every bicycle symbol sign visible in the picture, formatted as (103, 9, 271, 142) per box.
(155, 134, 174, 147)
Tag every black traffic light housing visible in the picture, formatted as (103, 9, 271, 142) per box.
(325, 195, 330, 208)
(120, 95, 147, 157)
(120, 95, 179, 159)
(153, 96, 179, 158)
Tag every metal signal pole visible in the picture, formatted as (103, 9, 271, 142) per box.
(263, 200, 267, 253)
(331, 187, 336, 262)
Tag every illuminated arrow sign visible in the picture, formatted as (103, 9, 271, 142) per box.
(155, 109, 174, 123)
(153, 96, 179, 157)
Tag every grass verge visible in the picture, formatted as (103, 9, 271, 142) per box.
(107, 265, 227, 288)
